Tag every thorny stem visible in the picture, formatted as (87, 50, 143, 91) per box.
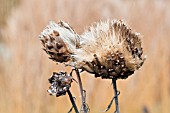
(75, 68, 88, 113)
(112, 79, 120, 113)
(67, 90, 79, 113)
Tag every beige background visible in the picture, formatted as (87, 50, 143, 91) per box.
(0, 0, 170, 113)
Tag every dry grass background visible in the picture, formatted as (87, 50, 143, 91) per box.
(0, 0, 170, 113)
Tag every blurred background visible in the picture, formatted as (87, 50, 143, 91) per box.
(0, 0, 170, 113)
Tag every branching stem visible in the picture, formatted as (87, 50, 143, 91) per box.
(112, 79, 120, 113)
(75, 68, 87, 113)
(67, 90, 79, 113)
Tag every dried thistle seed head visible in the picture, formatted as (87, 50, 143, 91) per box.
(72, 19, 146, 79)
(39, 19, 146, 79)
(39, 21, 80, 63)
(47, 71, 73, 97)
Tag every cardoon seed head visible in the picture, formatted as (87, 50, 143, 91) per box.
(72, 19, 146, 79)
(47, 72, 73, 97)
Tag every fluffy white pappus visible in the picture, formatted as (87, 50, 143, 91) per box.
(72, 20, 123, 60)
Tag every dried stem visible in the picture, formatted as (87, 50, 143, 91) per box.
(112, 79, 120, 113)
(75, 68, 88, 113)
(67, 90, 79, 113)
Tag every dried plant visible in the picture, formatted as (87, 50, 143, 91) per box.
(39, 19, 146, 113)
(47, 71, 73, 97)
(40, 19, 146, 79)
(47, 71, 79, 113)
